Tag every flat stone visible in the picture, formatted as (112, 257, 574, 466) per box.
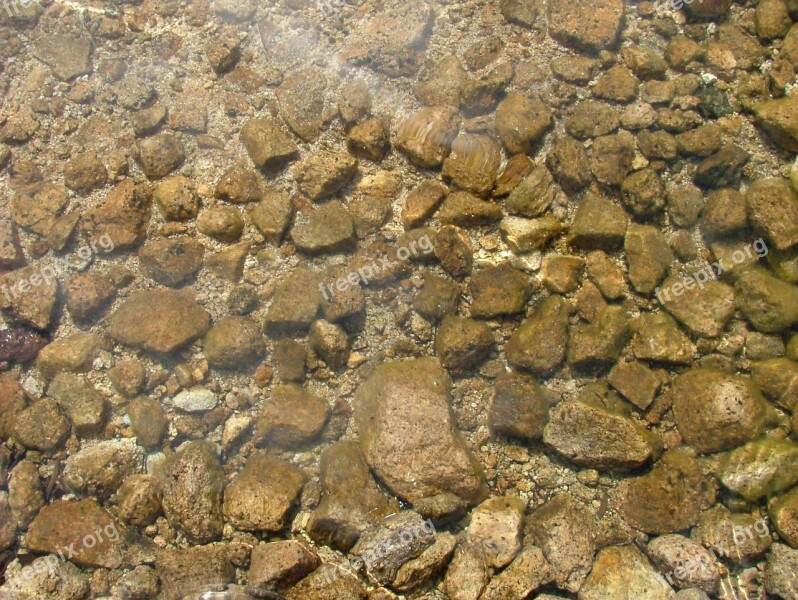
(249, 188, 293, 244)
(580, 545, 673, 600)
(291, 201, 355, 254)
(63, 439, 144, 500)
(754, 94, 798, 151)
(659, 273, 736, 338)
(33, 35, 93, 80)
(480, 545, 553, 600)
(241, 118, 299, 171)
(295, 150, 358, 201)
(489, 372, 550, 441)
(625, 224, 673, 295)
(249, 540, 320, 589)
(264, 268, 322, 334)
(402, 181, 448, 230)
(203, 316, 265, 369)
(746, 178, 798, 250)
(736, 266, 798, 333)
(276, 66, 329, 142)
(468, 264, 531, 318)
(83, 180, 152, 251)
(135, 134, 185, 180)
(48, 373, 108, 436)
(108, 289, 211, 354)
(506, 295, 569, 376)
(632, 311, 695, 365)
(442, 134, 501, 197)
(717, 438, 798, 501)
(505, 166, 558, 218)
(138, 237, 204, 287)
(253, 383, 329, 449)
(13, 398, 70, 451)
(435, 315, 494, 373)
(437, 191, 502, 227)
(467, 496, 525, 569)
(0, 265, 59, 330)
(548, 0, 624, 52)
(569, 191, 629, 251)
(172, 387, 218, 413)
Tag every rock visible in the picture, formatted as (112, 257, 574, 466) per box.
(203, 316, 265, 369)
(414, 55, 468, 107)
(108, 289, 211, 354)
(736, 266, 798, 333)
(295, 150, 358, 201)
(692, 505, 771, 565)
(595, 65, 639, 103)
(569, 191, 629, 250)
(350, 511, 435, 585)
(667, 183, 704, 228)
(466, 496, 524, 569)
(505, 165, 558, 218)
(413, 272, 460, 321)
(621, 168, 665, 218)
(83, 179, 152, 250)
(0, 265, 59, 330)
(0, 375, 27, 440)
(223, 452, 304, 532)
(506, 295, 569, 376)
(0, 219, 23, 270)
(347, 171, 400, 238)
(547, 0, 623, 52)
(435, 315, 493, 374)
(285, 564, 367, 600)
(130, 105, 167, 137)
(591, 132, 635, 185)
(676, 124, 723, 158)
(308, 441, 399, 551)
(156, 544, 238, 600)
(343, 0, 434, 77)
(500, 215, 565, 253)
(253, 384, 329, 448)
(461, 61, 513, 116)
(135, 134, 184, 180)
(566, 101, 620, 139)
(153, 176, 200, 221)
(546, 136, 592, 194)
(8, 460, 44, 527)
(480, 545, 553, 600)
(495, 93, 552, 154)
(264, 268, 322, 334)
(618, 449, 713, 534)
(468, 264, 530, 318)
(27, 499, 130, 568)
(117, 474, 163, 527)
(586, 251, 626, 299)
(291, 201, 355, 254)
(347, 118, 390, 162)
(770, 487, 798, 548)
(63, 152, 107, 195)
(10, 182, 69, 238)
(746, 178, 798, 251)
(215, 162, 262, 205)
(542, 255, 585, 293)
(32, 35, 93, 80)
(632, 311, 695, 365)
(309, 319, 350, 370)
(392, 532, 458, 592)
(249, 540, 320, 589)
(567, 305, 631, 369)
(36, 332, 103, 380)
(114, 565, 159, 599)
(580, 545, 673, 600)
(528, 494, 597, 592)
(625, 224, 673, 295)
(1, 557, 89, 599)
(436, 191, 502, 227)
(196, 206, 244, 242)
(647, 534, 720, 592)
(402, 181, 447, 230)
(163, 441, 224, 543)
(138, 237, 204, 287)
(658, 273, 736, 338)
(394, 106, 460, 168)
(544, 384, 656, 471)
(206, 241, 249, 282)
(272, 339, 307, 383)
(717, 438, 798, 501)
(608, 361, 661, 410)
(683, 0, 732, 19)
(638, 130, 678, 161)
(488, 371, 549, 440)
(339, 80, 372, 124)
(765, 543, 798, 599)
(442, 134, 501, 197)
(171, 387, 217, 413)
(14, 398, 70, 451)
(276, 67, 329, 141)
(755, 94, 798, 151)
(65, 271, 119, 323)
(241, 118, 299, 171)
(694, 145, 750, 189)
(48, 373, 107, 436)
(0, 493, 12, 551)
(444, 543, 490, 600)
(63, 439, 143, 500)
(126, 396, 168, 449)
(354, 358, 487, 505)
(434, 225, 473, 279)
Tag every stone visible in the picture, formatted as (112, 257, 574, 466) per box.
(8, 460, 43, 527)
(683, 0, 732, 19)
(468, 264, 530, 318)
(495, 155, 534, 197)
(467, 496, 524, 569)
(347, 171, 400, 238)
(414, 55, 468, 106)
(285, 565, 367, 600)
(392, 532, 458, 592)
(700, 188, 747, 240)
(746, 178, 798, 251)
(197, 206, 244, 242)
(402, 181, 447, 230)
(528, 494, 597, 593)
(692, 505, 771, 565)
(33, 35, 93, 80)
(1, 558, 89, 599)
(163, 441, 224, 543)
(489, 371, 549, 440)
(621, 168, 665, 218)
(83, 179, 152, 250)
(435, 225, 473, 279)
(647, 535, 720, 592)
(671, 369, 766, 455)
(339, 80, 372, 124)
(135, 134, 184, 180)
(638, 130, 678, 161)
(223, 452, 304, 532)
(567, 305, 631, 369)
(48, 373, 107, 436)
(253, 384, 329, 448)
(694, 145, 750, 189)
(264, 268, 322, 334)
(717, 438, 798, 501)
(480, 545, 553, 600)
(547, 0, 624, 52)
(138, 237, 204, 287)
(63, 152, 107, 195)
(65, 271, 119, 322)
(442, 134, 501, 197)
(0, 265, 59, 330)
(413, 273, 460, 321)
(156, 544, 238, 600)
(736, 267, 798, 333)
(203, 316, 265, 369)
(541, 255, 585, 293)
(295, 150, 358, 201)
(608, 361, 661, 410)
(625, 224, 673, 295)
(117, 474, 164, 527)
(437, 191, 502, 227)
(241, 118, 299, 171)
(586, 251, 626, 300)
(501, 215, 565, 253)
(308, 441, 399, 551)
(36, 332, 103, 379)
(667, 183, 704, 228)
(505, 166, 558, 218)
(275, 66, 329, 141)
(546, 136, 592, 193)
(347, 118, 390, 162)
(444, 544, 490, 600)
(10, 182, 69, 237)
(659, 274, 736, 338)
(308, 320, 350, 370)
(435, 316, 493, 373)
(354, 358, 487, 505)
(632, 311, 695, 365)
(544, 385, 656, 471)
(591, 132, 635, 185)
(506, 295, 569, 376)
(153, 176, 199, 221)
(765, 543, 798, 599)
(171, 387, 217, 413)
(0, 219, 23, 270)
(127, 396, 168, 449)
(63, 439, 143, 500)
(206, 241, 249, 283)
(769, 487, 798, 548)
(27, 499, 130, 568)
(754, 94, 798, 151)
(394, 106, 460, 168)
(249, 540, 320, 589)
(108, 289, 211, 354)
(580, 545, 673, 600)
(14, 398, 70, 451)
(566, 101, 620, 140)
(569, 191, 629, 250)
(291, 201, 355, 254)
(495, 93, 552, 154)
(0, 375, 27, 441)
